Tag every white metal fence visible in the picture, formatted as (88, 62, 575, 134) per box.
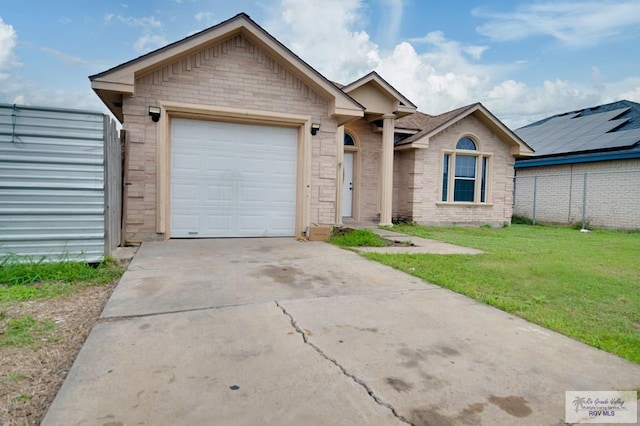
(513, 169, 640, 229)
(0, 104, 121, 262)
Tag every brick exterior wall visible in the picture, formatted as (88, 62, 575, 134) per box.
(392, 149, 415, 221)
(514, 159, 640, 229)
(121, 34, 337, 240)
(345, 119, 382, 222)
(407, 115, 516, 226)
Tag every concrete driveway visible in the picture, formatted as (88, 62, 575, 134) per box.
(43, 238, 640, 425)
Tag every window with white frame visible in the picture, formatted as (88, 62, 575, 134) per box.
(441, 137, 490, 203)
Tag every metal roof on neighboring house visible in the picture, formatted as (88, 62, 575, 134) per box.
(514, 100, 640, 168)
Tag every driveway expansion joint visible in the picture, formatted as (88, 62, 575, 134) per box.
(99, 301, 258, 322)
(274, 300, 412, 425)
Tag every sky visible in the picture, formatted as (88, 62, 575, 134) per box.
(0, 0, 639, 129)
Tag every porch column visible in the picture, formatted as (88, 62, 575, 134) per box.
(379, 113, 396, 226)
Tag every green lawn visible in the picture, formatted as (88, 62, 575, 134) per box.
(0, 256, 124, 302)
(362, 224, 640, 364)
(331, 228, 389, 247)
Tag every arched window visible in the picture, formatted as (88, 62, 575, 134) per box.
(456, 137, 476, 150)
(442, 136, 490, 203)
(344, 132, 355, 146)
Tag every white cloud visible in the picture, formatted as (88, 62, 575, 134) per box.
(195, 11, 215, 26)
(410, 31, 489, 61)
(133, 33, 168, 53)
(105, 14, 162, 29)
(105, 13, 166, 53)
(267, 0, 379, 83)
(602, 77, 640, 104)
(378, 0, 404, 48)
(0, 70, 105, 111)
(40, 47, 90, 67)
(265, 0, 640, 128)
(374, 41, 489, 115)
(484, 79, 600, 128)
(267, 1, 502, 115)
(0, 17, 103, 111)
(0, 17, 19, 78)
(474, 1, 640, 48)
(12, 94, 26, 104)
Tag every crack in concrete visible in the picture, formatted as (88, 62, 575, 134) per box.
(97, 301, 256, 323)
(275, 300, 412, 425)
(98, 288, 438, 323)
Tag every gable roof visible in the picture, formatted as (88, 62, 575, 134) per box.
(341, 71, 417, 117)
(514, 100, 640, 158)
(395, 103, 533, 156)
(90, 13, 364, 123)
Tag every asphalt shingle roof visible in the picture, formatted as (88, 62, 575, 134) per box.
(394, 104, 479, 145)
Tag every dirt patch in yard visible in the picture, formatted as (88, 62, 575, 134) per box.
(0, 281, 117, 425)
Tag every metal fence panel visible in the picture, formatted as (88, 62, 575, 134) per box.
(0, 103, 117, 262)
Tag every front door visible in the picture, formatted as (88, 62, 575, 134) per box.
(342, 152, 354, 217)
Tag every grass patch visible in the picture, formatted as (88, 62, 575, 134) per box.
(12, 394, 30, 403)
(1, 372, 26, 384)
(364, 224, 640, 364)
(331, 228, 389, 247)
(0, 255, 125, 423)
(511, 214, 534, 225)
(0, 316, 55, 348)
(0, 257, 124, 302)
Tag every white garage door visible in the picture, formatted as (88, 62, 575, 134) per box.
(170, 118, 297, 238)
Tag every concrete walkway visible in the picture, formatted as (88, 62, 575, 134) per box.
(42, 238, 640, 425)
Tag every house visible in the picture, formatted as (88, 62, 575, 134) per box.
(514, 100, 640, 229)
(90, 13, 532, 241)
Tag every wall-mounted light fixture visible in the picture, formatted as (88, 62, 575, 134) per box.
(310, 123, 321, 135)
(148, 106, 161, 122)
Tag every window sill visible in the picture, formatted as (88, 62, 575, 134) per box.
(436, 202, 494, 207)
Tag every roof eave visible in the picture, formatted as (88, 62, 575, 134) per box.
(473, 104, 534, 155)
(89, 13, 364, 122)
(342, 71, 418, 111)
(395, 103, 535, 156)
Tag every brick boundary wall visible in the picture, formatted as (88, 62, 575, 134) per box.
(513, 159, 640, 229)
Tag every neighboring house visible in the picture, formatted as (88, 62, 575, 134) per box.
(90, 13, 532, 241)
(514, 100, 640, 229)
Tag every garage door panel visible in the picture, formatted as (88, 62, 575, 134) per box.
(237, 215, 267, 231)
(240, 157, 269, 172)
(206, 183, 234, 202)
(171, 118, 297, 238)
(270, 186, 296, 202)
(206, 215, 234, 234)
(172, 214, 199, 232)
(270, 215, 297, 233)
(206, 155, 236, 171)
(173, 153, 202, 172)
(239, 185, 266, 203)
(172, 184, 200, 202)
